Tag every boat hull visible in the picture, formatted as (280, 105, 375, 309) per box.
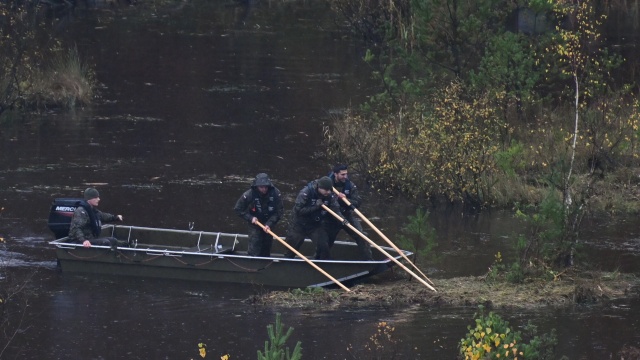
(50, 225, 410, 288)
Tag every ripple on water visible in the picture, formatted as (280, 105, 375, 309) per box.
(203, 84, 270, 93)
(585, 237, 640, 253)
(0, 250, 57, 269)
(168, 175, 223, 186)
(121, 184, 163, 190)
(93, 115, 164, 122)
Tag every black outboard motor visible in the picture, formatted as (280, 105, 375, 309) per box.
(48, 198, 82, 239)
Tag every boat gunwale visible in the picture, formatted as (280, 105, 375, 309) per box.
(48, 224, 412, 265)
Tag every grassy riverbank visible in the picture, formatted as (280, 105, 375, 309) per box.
(247, 269, 640, 309)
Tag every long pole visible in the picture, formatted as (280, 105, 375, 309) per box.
(322, 205, 437, 292)
(333, 188, 435, 286)
(254, 220, 351, 292)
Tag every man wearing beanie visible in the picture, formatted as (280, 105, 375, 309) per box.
(68, 187, 124, 250)
(284, 176, 346, 260)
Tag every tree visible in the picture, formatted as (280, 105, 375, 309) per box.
(0, 0, 43, 115)
(538, 0, 638, 265)
(257, 313, 302, 360)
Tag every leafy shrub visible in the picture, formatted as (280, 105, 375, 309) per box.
(459, 307, 523, 360)
(459, 306, 558, 359)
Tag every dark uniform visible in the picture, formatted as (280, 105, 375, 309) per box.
(233, 173, 284, 257)
(68, 201, 120, 249)
(326, 173, 373, 260)
(284, 177, 344, 260)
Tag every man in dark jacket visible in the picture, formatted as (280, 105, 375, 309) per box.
(326, 164, 373, 260)
(234, 173, 284, 257)
(68, 188, 123, 249)
(284, 176, 345, 260)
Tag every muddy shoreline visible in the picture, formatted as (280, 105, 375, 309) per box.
(247, 270, 640, 309)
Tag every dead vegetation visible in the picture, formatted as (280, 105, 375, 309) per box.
(246, 270, 640, 309)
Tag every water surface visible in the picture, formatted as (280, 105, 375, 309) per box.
(0, 0, 639, 358)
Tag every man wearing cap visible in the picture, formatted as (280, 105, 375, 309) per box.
(234, 173, 284, 257)
(284, 176, 345, 260)
(326, 164, 373, 260)
(68, 188, 124, 250)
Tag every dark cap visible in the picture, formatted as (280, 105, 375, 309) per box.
(253, 173, 272, 187)
(84, 187, 100, 200)
(317, 176, 333, 191)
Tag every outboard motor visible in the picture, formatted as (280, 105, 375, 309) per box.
(48, 198, 82, 239)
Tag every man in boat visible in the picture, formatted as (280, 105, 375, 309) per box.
(233, 173, 284, 257)
(325, 164, 373, 261)
(284, 176, 345, 260)
(68, 188, 124, 250)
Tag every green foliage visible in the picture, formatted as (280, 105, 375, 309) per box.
(469, 32, 540, 106)
(409, 0, 514, 79)
(519, 323, 560, 360)
(332, 0, 514, 116)
(527, 0, 555, 13)
(459, 307, 523, 359)
(486, 251, 524, 284)
(485, 252, 506, 283)
(327, 79, 508, 206)
(257, 313, 302, 360)
(327, 0, 640, 216)
(544, 0, 621, 102)
(581, 94, 640, 171)
(506, 262, 525, 284)
(513, 191, 573, 270)
(495, 141, 526, 177)
(396, 208, 439, 267)
(459, 306, 558, 359)
(375, 80, 506, 204)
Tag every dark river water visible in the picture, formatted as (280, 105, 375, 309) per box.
(1, 0, 639, 359)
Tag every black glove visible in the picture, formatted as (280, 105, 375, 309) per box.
(315, 199, 324, 207)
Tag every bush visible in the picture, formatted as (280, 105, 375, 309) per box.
(31, 46, 96, 109)
(459, 306, 558, 360)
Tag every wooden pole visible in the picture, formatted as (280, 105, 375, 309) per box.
(333, 188, 435, 286)
(254, 220, 351, 292)
(322, 205, 437, 292)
